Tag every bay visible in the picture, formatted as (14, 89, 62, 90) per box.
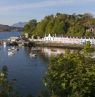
(0, 32, 48, 96)
(0, 32, 77, 97)
(0, 32, 21, 39)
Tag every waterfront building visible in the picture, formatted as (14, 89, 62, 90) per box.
(86, 25, 95, 33)
(42, 34, 95, 45)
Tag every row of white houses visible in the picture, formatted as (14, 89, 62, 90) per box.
(42, 34, 95, 45)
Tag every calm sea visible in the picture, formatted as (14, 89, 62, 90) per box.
(0, 32, 78, 97)
(0, 32, 20, 39)
(0, 32, 49, 97)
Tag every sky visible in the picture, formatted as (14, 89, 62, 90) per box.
(0, 0, 95, 25)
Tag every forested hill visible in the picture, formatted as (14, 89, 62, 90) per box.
(24, 13, 95, 38)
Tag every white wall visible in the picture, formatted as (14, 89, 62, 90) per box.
(43, 34, 95, 45)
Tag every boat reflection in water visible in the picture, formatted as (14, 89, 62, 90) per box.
(27, 47, 40, 58)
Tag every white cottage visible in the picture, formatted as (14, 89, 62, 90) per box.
(43, 34, 95, 45)
(44, 34, 54, 41)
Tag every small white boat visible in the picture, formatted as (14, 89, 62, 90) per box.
(8, 51, 15, 56)
(29, 53, 36, 58)
(8, 47, 17, 52)
(8, 47, 17, 56)
(8, 48, 11, 51)
(3, 42, 6, 47)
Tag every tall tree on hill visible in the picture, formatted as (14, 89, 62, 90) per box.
(45, 17, 54, 35)
(23, 13, 95, 38)
(33, 16, 53, 37)
(24, 19, 37, 37)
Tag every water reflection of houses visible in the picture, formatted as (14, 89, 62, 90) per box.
(41, 47, 75, 57)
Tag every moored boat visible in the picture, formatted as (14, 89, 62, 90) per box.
(29, 53, 36, 58)
(8, 51, 15, 56)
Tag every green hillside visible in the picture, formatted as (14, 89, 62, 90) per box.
(23, 13, 95, 38)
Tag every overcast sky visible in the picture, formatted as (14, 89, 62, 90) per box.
(0, 0, 95, 25)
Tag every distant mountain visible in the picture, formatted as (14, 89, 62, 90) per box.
(12, 22, 27, 28)
(0, 24, 23, 32)
(0, 24, 10, 31)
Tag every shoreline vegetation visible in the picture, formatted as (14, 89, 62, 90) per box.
(45, 45, 95, 97)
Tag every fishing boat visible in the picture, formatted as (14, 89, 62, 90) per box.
(8, 47, 17, 56)
(8, 47, 17, 51)
(3, 42, 6, 47)
(29, 52, 36, 58)
(8, 51, 15, 56)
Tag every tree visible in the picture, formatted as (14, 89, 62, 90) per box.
(23, 13, 95, 37)
(32, 17, 49, 37)
(24, 19, 37, 37)
(83, 41, 93, 55)
(45, 50, 95, 97)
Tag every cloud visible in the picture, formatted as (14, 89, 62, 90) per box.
(73, 0, 95, 5)
(0, 0, 73, 12)
(1, 0, 95, 13)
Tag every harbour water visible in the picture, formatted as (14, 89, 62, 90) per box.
(0, 46, 49, 96)
(0, 32, 48, 96)
(0, 32, 78, 96)
(0, 32, 20, 39)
